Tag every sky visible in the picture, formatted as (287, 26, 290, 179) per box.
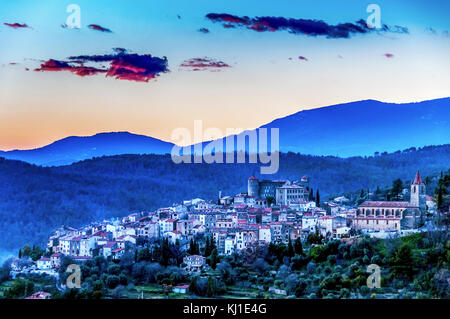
(0, 0, 449, 150)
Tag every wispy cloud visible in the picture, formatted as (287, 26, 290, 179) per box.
(3, 22, 30, 29)
(205, 13, 408, 38)
(198, 27, 210, 34)
(179, 57, 231, 71)
(88, 24, 112, 33)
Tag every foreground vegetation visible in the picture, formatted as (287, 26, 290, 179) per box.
(1, 231, 448, 299)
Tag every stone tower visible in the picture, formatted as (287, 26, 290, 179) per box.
(410, 170, 426, 210)
(248, 176, 260, 197)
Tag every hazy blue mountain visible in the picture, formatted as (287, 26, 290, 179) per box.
(0, 132, 175, 166)
(1, 98, 449, 165)
(190, 98, 450, 158)
(260, 98, 450, 157)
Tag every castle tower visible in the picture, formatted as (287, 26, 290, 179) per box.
(248, 176, 259, 197)
(410, 170, 426, 210)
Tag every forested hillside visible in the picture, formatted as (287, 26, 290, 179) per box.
(0, 144, 449, 251)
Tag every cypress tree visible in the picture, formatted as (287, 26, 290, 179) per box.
(316, 189, 320, 207)
(294, 238, 303, 255)
(287, 238, 294, 257)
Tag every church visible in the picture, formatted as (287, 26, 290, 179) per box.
(353, 171, 426, 231)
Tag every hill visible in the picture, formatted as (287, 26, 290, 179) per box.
(0, 144, 449, 251)
(0, 132, 174, 166)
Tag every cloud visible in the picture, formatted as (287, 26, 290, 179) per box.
(384, 53, 394, 58)
(205, 13, 408, 38)
(35, 49, 169, 82)
(4, 22, 29, 29)
(179, 57, 231, 71)
(88, 24, 112, 33)
(198, 27, 210, 33)
(34, 59, 106, 76)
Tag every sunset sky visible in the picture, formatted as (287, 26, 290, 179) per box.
(1, 0, 449, 150)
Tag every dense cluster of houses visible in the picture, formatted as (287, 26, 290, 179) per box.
(12, 171, 432, 274)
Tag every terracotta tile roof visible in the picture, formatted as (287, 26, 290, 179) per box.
(359, 201, 413, 208)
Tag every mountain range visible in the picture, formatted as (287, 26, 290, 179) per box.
(1, 98, 449, 166)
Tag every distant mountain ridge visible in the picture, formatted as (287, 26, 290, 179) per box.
(0, 132, 175, 166)
(1, 98, 449, 165)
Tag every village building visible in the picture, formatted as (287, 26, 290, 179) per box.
(354, 171, 426, 231)
(183, 255, 206, 273)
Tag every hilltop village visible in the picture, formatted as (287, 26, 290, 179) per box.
(12, 171, 435, 270)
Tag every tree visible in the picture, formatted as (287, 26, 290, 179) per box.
(106, 275, 120, 289)
(252, 258, 269, 274)
(315, 189, 320, 207)
(188, 238, 200, 255)
(391, 244, 414, 279)
(210, 249, 218, 269)
(287, 238, 294, 257)
(22, 245, 32, 258)
(266, 196, 275, 207)
(158, 238, 171, 266)
(5, 278, 34, 299)
(217, 261, 234, 285)
(29, 245, 45, 261)
(204, 236, 213, 257)
(360, 189, 365, 198)
(206, 276, 217, 297)
(309, 188, 314, 201)
(391, 178, 404, 200)
(294, 238, 303, 255)
(136, 247, 151, 262)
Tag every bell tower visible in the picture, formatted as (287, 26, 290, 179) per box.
(410, 170, 426, 210)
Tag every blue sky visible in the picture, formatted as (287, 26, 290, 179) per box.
(0, 0, 449, 150)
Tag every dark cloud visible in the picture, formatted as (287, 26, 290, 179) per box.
(35, 59, 106, 76)
(88, 24, 112, 33)
(205, 13, 408, 38)
(4, 22, 29, 29)
(180, 57, 231, 71)
(35, 49, 169, 82)
(198, 27, 210, 33)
